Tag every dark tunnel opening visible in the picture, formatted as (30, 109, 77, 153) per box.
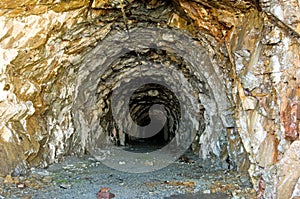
(125, 83, 180, 150)
(94, 48, 205, 155)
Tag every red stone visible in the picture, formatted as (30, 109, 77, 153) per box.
(97, 187, 115, 199)
(282, 99, 299, 141)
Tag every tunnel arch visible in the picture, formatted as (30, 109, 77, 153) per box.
(73, 26, 236, 169)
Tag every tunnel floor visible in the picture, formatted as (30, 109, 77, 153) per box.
(0, 150, 255, 199)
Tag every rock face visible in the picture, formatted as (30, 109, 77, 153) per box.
(0, 0, 299, 198)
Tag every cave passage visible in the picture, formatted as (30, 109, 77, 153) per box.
(74, 27, 241, 172)
(95, 48, 204, 153)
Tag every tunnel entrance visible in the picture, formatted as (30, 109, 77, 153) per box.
(74, 26, 247, 172)
(95, 46, 206, 152)
(97, 48, 202, 154)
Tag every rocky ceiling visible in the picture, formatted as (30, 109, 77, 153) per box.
(0, 0, 299, 198)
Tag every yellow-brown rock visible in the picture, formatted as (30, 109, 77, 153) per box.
(256, 134, 279, 167)
(277, 141, 300, 199)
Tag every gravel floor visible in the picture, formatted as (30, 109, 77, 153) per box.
(0, 146, 256, 199)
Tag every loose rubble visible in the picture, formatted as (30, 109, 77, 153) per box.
(0, 151, 255, 199)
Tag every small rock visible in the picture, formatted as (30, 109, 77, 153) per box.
(149, 191, 154, 195)
(144, 160, 154, 166)
(179, 155, 190, 163)
(97, 187, 115, 199)
(12, 162, 28, 177)
(31, 168, 50, 176)
(16, 183, 26, 189)
(42, 176, 52, 184)
(203, 189, 211, 194)
(20, 195, 32, 199)
(118, 161, 126, 165)
(81, 164, 87, 168)
(27, 182, 41, 189)
(60, 183, 72, 189)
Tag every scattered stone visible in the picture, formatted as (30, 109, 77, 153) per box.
(144, 160, 154, 166)
(31, 169, 51, 176)
(97, 187, 115, 199)
(179, 155, 190, 163)
(203, 189, 211, 194)
(166, 191, 229, 199)
(20, 195, 32, 199)
(42, 176, 52, 184)
(4, 175, 19, 184)
(16, 182, 26, 189)
(12, 164, 28, 177)
(59, 183, 72, 189)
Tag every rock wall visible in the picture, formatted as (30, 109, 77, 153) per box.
(229, 2, 300, 198)
(0, 0, 299, 198)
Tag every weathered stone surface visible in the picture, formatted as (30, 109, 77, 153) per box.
(277, 141, 300, 199)
(242, 96, 258, 110)
(291, 177, 300, 198)
(0, 1, 90, 174)
(227, 127, 250, 171)
(256, 134, 279, 168)
(280, 77, 300, 141)
(260, 0, 300, 34)
(0, 0, 89, 17)
(177, 0, 237, 42)
(91, 0, 127, 9)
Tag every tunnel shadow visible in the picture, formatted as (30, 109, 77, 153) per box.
(123, 127, 171, 153)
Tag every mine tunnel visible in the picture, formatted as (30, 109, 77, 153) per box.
(74, 26, 241, 172)
(1, 0, 300, 198)
(91, 48, 203, 152)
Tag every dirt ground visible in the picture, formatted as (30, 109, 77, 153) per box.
(0, 146, 256, 199)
